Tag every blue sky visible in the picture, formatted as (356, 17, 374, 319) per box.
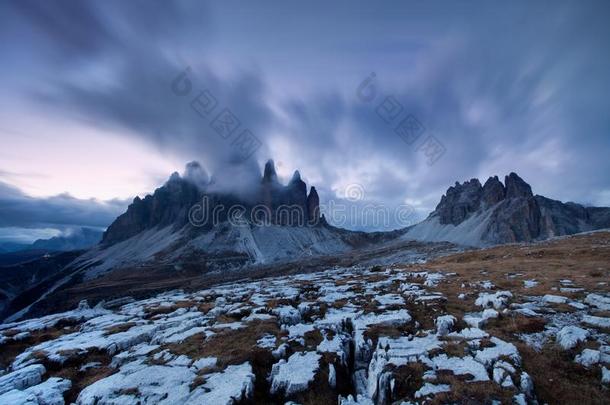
(1, 0, 610, 239)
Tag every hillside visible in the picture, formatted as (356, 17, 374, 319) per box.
(0, 232, 608, 404)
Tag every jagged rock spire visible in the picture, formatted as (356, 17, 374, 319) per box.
(183, 161, 209, 189)
(482, 175, 505, 207)
(103, 158, 326, 245)
(435, 178, 482, 225)
(287, 170, 307, 208)
(263, 159, 278, 183)
(290, 170, 301, 183)
(505, 172, 533, 199)
(307, 186, 320, 223)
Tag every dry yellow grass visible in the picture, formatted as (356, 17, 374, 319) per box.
(402, 232, 610, 296)
(390, 232, 610, 405)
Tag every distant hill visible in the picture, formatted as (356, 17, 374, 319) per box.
(0, 242, 30, 253)
(0, 228, 103, 255)
(0, 249, 53, 267)
(30, 227, 103, 252)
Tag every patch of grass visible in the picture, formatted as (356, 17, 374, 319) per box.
(391, 362, 427, 401)
(412, 232, 610, 296)
(363, 274, 389, 283)
(144, 300, 195, 318)
(518, 342, 607, 405)
(405, 301, 437, 330)
(364, 324, 409, 342)
(443, 341, 468, 357)
(303, 329, 323, 348)
(0, 324, 79, 369)
(431, 373, 514, 404)
(292, 358, 352, 405)
(483, 315, 546, 340)
(166, 320, 280, 367)
(265, 298, 295, 309)
(196, 302, 216, 314)
(38, 348, 116, 404)
(1, 329, 20, 337)
(331, 299, 349, 309)
(591, 309, 610, 318)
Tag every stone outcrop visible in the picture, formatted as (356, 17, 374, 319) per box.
(435, 179, 483, 225)
(504, 172, 533, 199)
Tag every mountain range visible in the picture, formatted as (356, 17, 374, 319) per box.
(0, 228, 103, 255)
(1, 161, 609, 322)
(69, 160, 408, 283)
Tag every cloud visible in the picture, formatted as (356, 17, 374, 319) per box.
(1, 0, 609, 234)
(0, 181, 127, 230)
(264, 1, 610, 213)
(7, 0, 272, 179)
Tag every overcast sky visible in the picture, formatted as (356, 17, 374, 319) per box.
(1, 0, 610, 240)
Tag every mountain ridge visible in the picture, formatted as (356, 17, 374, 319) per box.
(405, 172, 610, 246)
(102, 160, 322, 246)
(3, 165, 609, 322)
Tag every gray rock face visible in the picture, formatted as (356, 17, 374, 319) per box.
(428, 172, 610, 245)
(0, 364, 46, 394)
(482, 197, 541, 243)
(102, 176, 201, 244)
(505, 172, 533, 199)
(481, 176, 505, 208)
(263, 159, 278, 183)
(306, 186, 320, 223)
(436, 179, 483, 225)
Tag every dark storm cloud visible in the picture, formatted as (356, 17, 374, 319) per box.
(1, 0, 610, 233)
(0, 182, 127, 229)
(5, 0, 207, 59)
(268, 1, 610, 211)
(42, 55, 272, 173)
(6, 0, 270, 177)
(9, 0, 116, 56)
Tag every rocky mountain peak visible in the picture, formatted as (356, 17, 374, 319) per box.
(307, 186, 320, 222)
(434, 173, 537, 226)
(505, 172, 533, 199)
(435, 178, 483, 225)
(287, 170, 307, 201)
(482, 176, 506, 207)
(263, 159, 278, 183)
(290, 170, 302, 183)
(412, 171, 610, 246)
(103, 160, 323, 245)
(167, 172, 181, 183)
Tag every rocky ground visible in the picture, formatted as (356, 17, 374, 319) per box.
(0, 232, 609, 404)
